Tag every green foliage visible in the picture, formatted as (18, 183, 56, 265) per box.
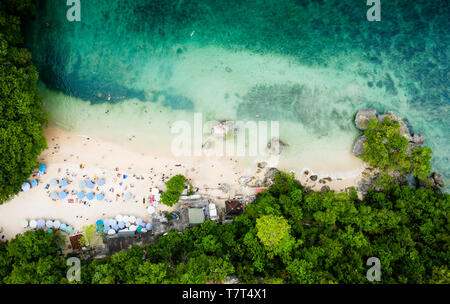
(161, 174, 187, 206)
(360, 118, 432, 180)
(0, 1, 47, 204)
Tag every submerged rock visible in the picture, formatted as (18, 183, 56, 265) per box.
(211, 121, 236, 139)
(266, 137, 288, 155)
(355, 108, 377, 130)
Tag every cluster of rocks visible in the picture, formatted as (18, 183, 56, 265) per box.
(266, 137, 288, 155)
(211, 121, 237, 138)
(353, 109, 444, 193)
(352, 108, 426, 157)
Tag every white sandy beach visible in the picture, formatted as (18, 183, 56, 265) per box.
(0, 126, 365, 240)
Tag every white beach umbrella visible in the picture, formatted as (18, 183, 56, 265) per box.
(53, 220, 61, 229)
(129, 216, 136, 223)
(151, 188, 159, 195)
(21, 220, 28, 228)
(46, 220, 53, 228)
(123, 216, 130, 222)
(107, 229, 116, 235)
(115, 214, 123, 222)
(29, 220, 37, 228)
(129, 225, 137, 232)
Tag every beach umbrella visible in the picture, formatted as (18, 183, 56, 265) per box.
(103, 224, 111, 231)
(112, 224, 119, 231)
(39, 164, 47, 172)
(50, 179, 58, 186)
(53, 220, 61, 229)
(129, 225, 137, 232)
(30, 220, 37, 228)
(60, 179, 68, 187)
(86, 180, 94, 189)
(87, 192, 95, 200)
(136, 218, 143, 226)
(65, 226, 73, 234)
(136, 226, 142, 233)
(77, 191, 85, 199)
(21, 220, 28, 228)
(37, 219, 46, 228)
(79, 180, 86, 189)
(46, 220, 53, 228)
(109, 219, 117, 226)
(98, 179, 105, 186)
(107, 229, 116, 235)
(96, 225, 104, 233)
(121, 216, 129, 222)
(124, 193, 132, 200)
(129, 216, 136, 223)
(146, 223, 152, 231)
(46, 228, 53, 234)
(151, 188, 159, 195)
(115, 214, 123, 222)
(140, 221, 146, 228)
(96, 193, 105, 201)
(59, 191, 67, 199)
(146, 206, 155, 215)
(50, 191, 59, 199)
(118, 221, 125, 229)
(21, 182, 31, 192)
(96, 219, 104, 227)
(60, 223, 67, 231)
(31, 180, 38, 187)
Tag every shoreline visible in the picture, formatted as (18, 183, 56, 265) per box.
(0, 125, 364, 240)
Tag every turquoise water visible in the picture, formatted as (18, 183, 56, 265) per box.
(25, 1, 449, 186)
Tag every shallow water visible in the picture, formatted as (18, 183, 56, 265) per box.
(25, 0, 449, 188)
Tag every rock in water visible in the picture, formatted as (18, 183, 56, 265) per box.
(257, 161, 267, 169)
(211, 121, 236, 138)
(355, 108, 377, 130)
(352, 135, 367, 157)
(266, 137, 288, 155)
(411, 133, 425, 145)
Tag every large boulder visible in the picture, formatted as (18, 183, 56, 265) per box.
(352, 135, 367, 157)
(411, 133, 425, 145)
(264, 168, 281, 185)
(355, 108, 377, 130)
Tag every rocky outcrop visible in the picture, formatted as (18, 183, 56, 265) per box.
(352, 135, 367, 157)
(266, 137, 288, 155)
(419, 172, 444, 190)
(355, 108, 377, 130)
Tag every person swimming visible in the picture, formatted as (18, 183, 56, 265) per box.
(107, 93, 111, 101)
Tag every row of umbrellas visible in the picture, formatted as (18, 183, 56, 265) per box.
(96, 215, 152, 235)
(23, 219, 73, 234)
(21, 179, 39, 191)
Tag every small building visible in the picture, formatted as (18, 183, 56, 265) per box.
(69, 234, 83, 251)
(224, 200, 245, 222)
(188, 208, 206, 225)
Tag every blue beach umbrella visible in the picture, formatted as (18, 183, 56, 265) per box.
(79, 180, 86, 189)
(50, 179, 58, 186)
(112, 224, 119, 231)
(98, 179, 105, 186)
(60, 223, 67, 231)
(96, 219, 104, 227)
(31, 179, 38, 187)
(146, 223, 152, 231)
(96, 193, 105, 201)
(87, 192, 95, 200)
(110, 219, 118, 226)
(59, 191, 67, 199)
(60, 179, 68, 187)
(39, 164, 47, 172)
(124, 193, 132, 200)
(140, 221, 146, 228)
(65, 226, 73, 234)
(46, 228, 53, 234)
(77, 191, 85, 199)
(21, 182, 31, 192)
(118, 221, 125, 229)
(136, 226, 142, 234)
(46, 220, 53, 228)
(50, 191, 58, 199)
(37, 219, 46, 228)
(86, 180, 94, 189)
(136, 218, 143, 226)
